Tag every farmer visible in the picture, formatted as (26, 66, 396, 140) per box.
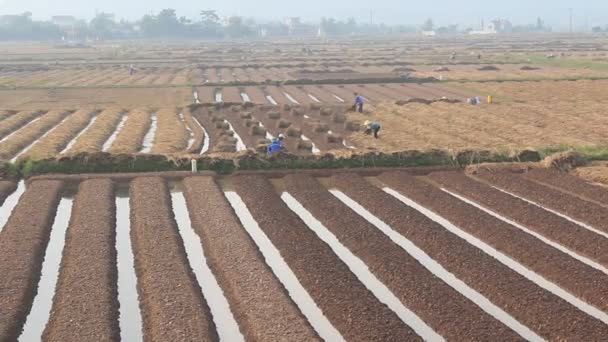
(267, 134, 286, 154)
(354, 93, 364, 113)
(129, 65, 135, 75)
(364, 120, 381, 139)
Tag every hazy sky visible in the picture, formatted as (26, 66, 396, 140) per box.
(1, 0, 607, 29)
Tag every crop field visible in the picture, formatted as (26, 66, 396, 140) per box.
(0, 167, 607, 340)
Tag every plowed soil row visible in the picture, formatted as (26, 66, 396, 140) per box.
(0, 110, 42, 141)
(429, 172, 608, 268)
(283, 174, 517, 340)
(182, 108, 204, 154)
(221, 87, 243, 103)
(129, 177, 217, 341)
(328, 173, 608, 341)
(476, 172, 608, 235)
(182, 177, 318, 341)
(243, 87, 267, 103)
(150, 108, 189, 154)
(68, 109, 123, 154)
(0, 109, 71, 160)
(524, 168, 608, 206)
(232, 175, 420, 342)
(43, 179, 119, 341)
(0, 181, 17, 205)
(379, 171, 608, 312)
(0, 180, 63, 341)
(22, 109, 98, 160)
(191, 107, 219, 153)
(109, 109, 151, 154)
(0, 110, 16, 122)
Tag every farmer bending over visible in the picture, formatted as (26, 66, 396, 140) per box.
(354, 93, 364, 113)
(364, 120, 381, 139)
(267, 134, 286, 154)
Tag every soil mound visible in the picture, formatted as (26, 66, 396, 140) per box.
(542, 151, 586, 171)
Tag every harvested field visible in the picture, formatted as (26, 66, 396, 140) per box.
(68, 108, 124, 154)
(150, 108, 189, 154)
(0, 168, 607, 340)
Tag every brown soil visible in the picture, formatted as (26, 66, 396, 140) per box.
(67, 108, 123, 153)
(283, 174, 519, 340)
(429, 171, 608, 268)
(0, 180, 64, 341)
(129, 177, 217, 341)
(108, 109, 151, 154)
(0, 181, 17, 204)
(0, 110, 41, 140)
(43, 179, 120, 341)
(380, 171, 608, 313)
(526, 168, 608, 204)
(476, 171, 608, 235)
(232, 175, 421, 341)
(329, 173, 608, 340)
(182, 177, 319, 341)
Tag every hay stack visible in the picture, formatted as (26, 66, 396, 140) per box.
(326, 133, 343, 144)
(215, 121, 230, 129)
(542, 151, 586, 171)
(345, 121, 361, 131)
(320, 108, 333, 116)
(332, 114, 346, 123)
(314, 123, 329, 133)
(297, 140, 313, 151)
(240, 112, 252, 119)
(267, 111, 281, 119)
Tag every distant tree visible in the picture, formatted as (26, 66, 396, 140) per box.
(226, 16, 253, 38)
(200, 10, 220, 26)
(90, 12, 117, 39)
(592, 26, 604, 33)
(422, 18, 434, 31)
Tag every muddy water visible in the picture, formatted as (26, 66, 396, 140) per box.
(444, 189, 608, 275)
(19, 198, 73, 342)
(224, 192, 344, 342)
(0, 117, 41, 144)
(193, 91, 201, 104)
(301, 135, 320, 154)
(257, 122, 274, 140)
(383, 187, 608, 327)
(492, 186, 608, 240)
(283, 92, 300, 105)
(178, 112, 196, 150)
(0, 180, 25, 232)
(240, 92, 251, 103)
(266, 95, 278, 105)
(139, 113, 158, 153)
(281, 193, 443, 342)
(224, 120, 246, 151)
(115, 196, 143, 342)
(332, 95, 345, 103)
(102, 114, 129, 152)
(60, 116, 98, 154)
(330, 189, 545, 342)
(11, 114, 72, 162)
(171, 192, 244, 342)
(308, 94, 321, 103)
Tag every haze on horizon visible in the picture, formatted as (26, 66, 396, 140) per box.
(1, 0, 607, 29)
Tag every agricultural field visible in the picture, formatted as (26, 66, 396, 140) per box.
(1, 167, 608, 340)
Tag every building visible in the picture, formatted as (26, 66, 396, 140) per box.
(469, 19, 512, 35)
(52, 16, 78, 29)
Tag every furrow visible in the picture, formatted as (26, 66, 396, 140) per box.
(379, 172, 608, 313)
(182, 177, 321, 341)
(41, 180, 119, 341)
(232, 175, 421, 342)
(329, 174, 608, 341)
(0, 180, 64, 341)
(283, 175, 519, 340)
(428, 172, 608, 270)
(129, 177, 217, 341)
(477, 171, 608, 236)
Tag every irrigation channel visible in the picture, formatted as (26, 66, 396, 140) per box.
(1, 170, 608, 341)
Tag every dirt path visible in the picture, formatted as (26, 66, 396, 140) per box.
(283, 174, 518, 340)
(381, 171, 608, 313)
(476, 172, 608, 236)
(232, 175, 421, 342)
(182, 177, 319, 341)
(43, 179, 120, 341)
(430, 171, 608, 268)
(129, 177, 217, 341)
(329, 174, 608, 341)
(0, 180, 63, 341)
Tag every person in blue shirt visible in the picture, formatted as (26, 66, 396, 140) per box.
(364, 120, 381, 139)
(354, 93, 364, 112)
(267, 134, 286, 154)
